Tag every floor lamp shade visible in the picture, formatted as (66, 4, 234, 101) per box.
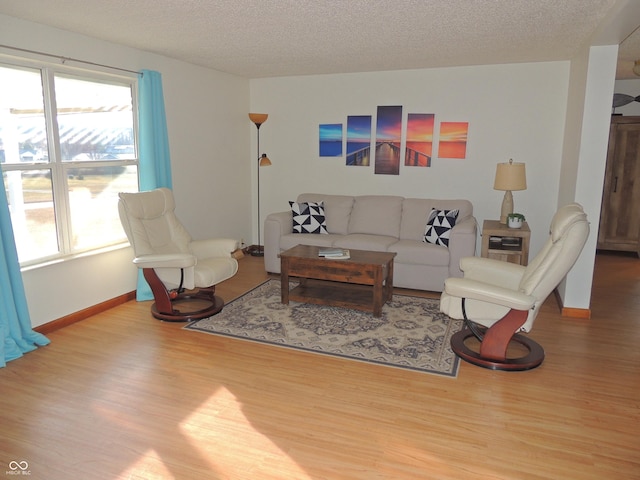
(249, 113, 270, 256)
(494, 159, 526, 224)
(249, 113, 268, 127)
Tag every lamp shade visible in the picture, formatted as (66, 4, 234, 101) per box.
(249, 113, 268, 126)
(494, 160, 527, 191)
(259, 153, 272, 166)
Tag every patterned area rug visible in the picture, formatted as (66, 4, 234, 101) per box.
(185, 279, 463, 377)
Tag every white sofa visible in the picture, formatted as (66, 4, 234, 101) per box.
(264, 193, 477, 292)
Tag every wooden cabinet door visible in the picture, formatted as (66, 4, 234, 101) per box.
(598, 117, 640, 255)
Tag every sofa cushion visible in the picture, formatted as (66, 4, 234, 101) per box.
(297, 194, 354, 235)
(333, 234, 398, 252)
(289, 201, 328, 234)
(390, 239, 450, 266)
(423, 208, 459, 247)
(348, 195, 403, 237)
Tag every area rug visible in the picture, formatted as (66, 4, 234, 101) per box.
(184, 279, 463, 377)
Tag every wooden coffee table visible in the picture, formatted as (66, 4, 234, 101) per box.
(279, 244, 396, 317)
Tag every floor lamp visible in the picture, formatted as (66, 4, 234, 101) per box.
(249, 113, 271, 256)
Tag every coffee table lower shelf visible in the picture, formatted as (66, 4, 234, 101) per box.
(287, 278, 383, 314)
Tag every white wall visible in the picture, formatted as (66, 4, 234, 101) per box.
(250, 62, 570, 264)
(1, 14, 251, 327)
(555, 0, 640, 309)
(562, 45, 619, 309)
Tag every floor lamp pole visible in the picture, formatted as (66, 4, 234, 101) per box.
(249, 113, 270, 257)
(256, 126, 262, 256)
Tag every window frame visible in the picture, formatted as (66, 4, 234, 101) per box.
(0, 57, 140, 267)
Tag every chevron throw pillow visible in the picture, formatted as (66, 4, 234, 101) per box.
(289, 201, 328, 234)
(423, 208, 459, 247)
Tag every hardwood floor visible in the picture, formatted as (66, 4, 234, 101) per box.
(1, 252, 639, 479)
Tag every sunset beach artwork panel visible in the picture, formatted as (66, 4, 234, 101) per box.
(438, 121, 469, 159)
(405, 113, 434, 167)
(374, 105, 403, 175)
(346, 115, 372, 166)
(319, 123, 343, 157)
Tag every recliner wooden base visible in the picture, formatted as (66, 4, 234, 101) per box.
(143, 267, 224, 322)
(450, 328, 545, 371)
(150, 292, 225, 322)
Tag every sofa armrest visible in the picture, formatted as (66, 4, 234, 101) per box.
(447, 216, 478, 277)
(264, 211, 293, 273)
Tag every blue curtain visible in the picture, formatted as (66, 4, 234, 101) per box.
(0, 176, 50, 367)
(135, 69, 174, 301)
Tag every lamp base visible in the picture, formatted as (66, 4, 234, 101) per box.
(248, 245, 264, 257)
(500, 190, 514, 224)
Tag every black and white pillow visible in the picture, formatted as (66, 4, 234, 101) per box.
(289, 201, 328, 234)
(423, 208, 459, 247)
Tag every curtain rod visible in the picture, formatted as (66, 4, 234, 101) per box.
(0, 44, 142, 76)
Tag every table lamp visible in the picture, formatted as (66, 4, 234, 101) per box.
(493, 158, 526, 224)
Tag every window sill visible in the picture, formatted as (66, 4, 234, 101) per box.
(20, 242, 132, 273)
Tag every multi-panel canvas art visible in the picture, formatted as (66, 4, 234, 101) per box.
(438, 122, 469, 159)
(319, 123, 343, 157)
(346, 115, 372, 166)
(405, 113, 434, 167)
(374, 106, 402, 175)
(318, 108, 469, 171)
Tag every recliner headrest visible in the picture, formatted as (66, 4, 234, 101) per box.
(550, 203, 587, 243)
(119, 187, 175, 220)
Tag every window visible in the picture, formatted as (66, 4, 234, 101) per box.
(0, 62, 139, 266)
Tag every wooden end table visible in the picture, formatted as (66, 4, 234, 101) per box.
(279, 245, 396, 317)
(481, 219, 531, 266)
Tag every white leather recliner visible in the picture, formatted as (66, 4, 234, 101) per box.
(118, 188, 238, 321)
(440, 203, 589, 370)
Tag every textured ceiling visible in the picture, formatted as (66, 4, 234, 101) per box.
(0, 0, 639, 79)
